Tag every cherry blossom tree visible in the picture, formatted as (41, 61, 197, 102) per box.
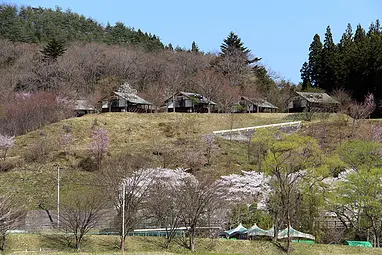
(219, 171, 270, 209)
(88, 127, 109, 170)
(60, 133, 73, 160)
(0, 134, 15, 161)
(202, 134, 219, 166)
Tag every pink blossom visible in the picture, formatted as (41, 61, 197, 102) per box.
(89, 127, 109, 168)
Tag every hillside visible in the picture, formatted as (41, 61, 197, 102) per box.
(3, 112, 295, 209)
(0, 4, 164, 50)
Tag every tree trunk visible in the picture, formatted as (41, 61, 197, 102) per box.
(172, 95, 176, 113)
(273, 219, 278, 242)
(208, 101, 211, 113)
(75, 235, 81, 250)
(121, 235, 125, 254)
(1, 233, 6, 251)
(3, 149, 7, 161)
(189, 227, 196, 252)
(38, 204, 54, 225)
(287, 222, 291, 253)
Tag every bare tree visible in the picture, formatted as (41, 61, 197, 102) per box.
(214, 82, 240, 113)
(60, 190, 107, 250)
(212, 49, 252, 87)
(177, 176, 223, 252)
(202, 134, 219, 166)
(331, 88, 352, 113)
(193, 69, 224, 113)
(348, 93, 376, 134)
(0, 192, 25, 251)
(145, 181, 181, 248)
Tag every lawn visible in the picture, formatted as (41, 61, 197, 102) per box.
(4, 234, 381, 255)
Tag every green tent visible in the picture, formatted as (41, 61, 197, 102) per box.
(220, 223, 247, 238)
(345, 241, 372, 247)
(246, 224, 274, 237)
(277, 226, 315, 240)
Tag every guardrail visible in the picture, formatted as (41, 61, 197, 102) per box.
(212, 121, 302, 135)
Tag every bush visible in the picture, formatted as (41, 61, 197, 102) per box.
(78, 156, 97, 172)
(0, 160, 17, 172)
(23, 135, 58, 163)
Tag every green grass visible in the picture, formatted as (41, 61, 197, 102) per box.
(4, 234, 382, 255)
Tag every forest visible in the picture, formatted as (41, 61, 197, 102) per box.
(301, 21, 382, 115)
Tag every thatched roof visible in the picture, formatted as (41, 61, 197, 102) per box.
(240, 96, 279, 109)
(295, 92, 339, 104)
(166, 92, 217, 105)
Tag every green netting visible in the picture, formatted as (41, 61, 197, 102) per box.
(345, 241, 373, 247)
(292, 240, 315, 244)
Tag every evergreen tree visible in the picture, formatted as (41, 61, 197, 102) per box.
(300, 62, 311, 89)
(340, 23, 353, 47)
(320, 26, 338, 91)
(220, 31, 261, 64)
(165, 43, 174, 51)
(307, 34, 323, 87)
(300, 21, 382, 115)
(354, 24, 366, 44)
(191, 41, 199, 53)
(40, 38, 66, 62)
(0, 4, 164, 50)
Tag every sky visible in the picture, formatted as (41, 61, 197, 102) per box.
(6, 0, 382, 83)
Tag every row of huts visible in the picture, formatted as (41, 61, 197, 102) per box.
(74, 84, 340, 116)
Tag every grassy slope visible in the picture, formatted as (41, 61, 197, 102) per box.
(5, 234, 381, 255)
(2, 113, 295, 208)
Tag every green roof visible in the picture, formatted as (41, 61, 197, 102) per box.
(345, 241, 373, 247)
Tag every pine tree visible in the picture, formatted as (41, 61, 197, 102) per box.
(220, 31, 261, 64)
(191, 41, 199, 53)
(40, 38, 66, 62)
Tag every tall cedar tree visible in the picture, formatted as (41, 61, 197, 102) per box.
(191, 41, 199, 53)
(308, 34, 323, 87)
(40, 38, 66, 62)
(220, 31, 261, 64)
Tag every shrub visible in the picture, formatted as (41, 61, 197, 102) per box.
(78, 156, 97, 172)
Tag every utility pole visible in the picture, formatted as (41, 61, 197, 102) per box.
(54, 163, 61, 229)
(121, 182, 125, 255)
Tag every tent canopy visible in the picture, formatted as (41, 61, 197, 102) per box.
(220, 223, 247, 238)
(278, 226, 315, 240)
(246, 224, 274, 237)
